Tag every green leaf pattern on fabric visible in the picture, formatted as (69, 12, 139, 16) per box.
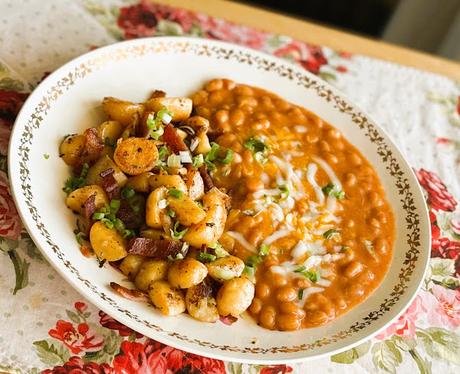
(33, 340, 71, 367)
(330, 341, 371, 364)
(372, 340, 403, 374)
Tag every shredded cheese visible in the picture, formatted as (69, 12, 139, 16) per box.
(263, 229, 291, 245)
(226, 231, 256, 253)
(306, 163, 324, 205)
(312, 156, 342, 190)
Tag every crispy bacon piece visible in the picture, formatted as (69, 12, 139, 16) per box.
(199, 164, 214, 191)
(127, 237, 184, 258)
(82, 193, 96, 220)
(163, 124, 188, 153)
(110, 282, 149, 302)
(116, 199, 144, 229)
(100, 168, 120, 200)
(82, 127, 104, 162)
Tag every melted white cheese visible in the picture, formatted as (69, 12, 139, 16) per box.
(306, 163, 324, 205)
(226, 231, 256, 253)
(312, 156, 342, 190)
(263, 229, 291, 245)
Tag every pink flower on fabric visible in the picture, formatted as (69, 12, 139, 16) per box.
(48, 320, 103, 354)
(375, 295, 425, 340)
(415, 168, 457, 212)
(197, 14, 267, 50)
(423, 285, 460, 329)
(0, 170, 22, 240)
(273, 40, 328, 74)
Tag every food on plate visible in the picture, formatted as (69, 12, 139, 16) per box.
(60, 78, 394, 330)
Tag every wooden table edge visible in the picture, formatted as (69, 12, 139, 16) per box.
(155, 0, 460, 81)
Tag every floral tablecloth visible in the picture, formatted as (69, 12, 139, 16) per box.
(0, 0, 459, 373)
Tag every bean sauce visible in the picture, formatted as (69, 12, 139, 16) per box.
(192, 79, 395, 330)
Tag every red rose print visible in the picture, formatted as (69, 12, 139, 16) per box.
(0, 89, 28, 126)
(0, 170, 22, 241)
(42, 356, 113, 374)
(74, 301, 87, 313)
(118, 0, 199, 39)
(98, 311, 143, 338)
(0, 123, 11, 156)
(48, 320, 103, 354)
(0, 89, 28, 155)
(112, 339, 226, 373)
(112, 341, 168, 373)
(260, 365, 294, 374)
(273, 41, 328, 74)
(416, 168, 457, 212)
(432, 238, 460, 276)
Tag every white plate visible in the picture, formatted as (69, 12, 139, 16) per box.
(9, 37, 430, 364)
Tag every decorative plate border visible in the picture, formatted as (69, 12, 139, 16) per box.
(15, 39, 423, 355)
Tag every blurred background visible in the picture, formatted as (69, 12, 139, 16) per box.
(234, 0, 460, 61)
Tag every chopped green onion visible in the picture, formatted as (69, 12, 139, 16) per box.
(110, 199, 121, 212)
(298, 289, 304, 300)
(80, 163, 90, 179)
(206, 143, 220, 162)
(244, 137, 269, 163)
(92, 212, 105, 220)
(101, 218, 114, 229)
(170, 221, 188, 240)
(323, 228, 340, 240)
(244, 137, 269, 154)
(259, 244, 270, 256)
(121, 187, 135, 199)
(74, 232, 87, 246)
(113, 218, 125, 232)
(167, 154, 182, 168)
(192, 154, 204, 168)
(294, 266, 321, 283)
(246, 255, 263, 267)
(322, 183, 345, 200)
(220, 149, 234, 164)
(243, 265, 255, 277)
(122, 229, 135, 239)
(43, 153, 50, 159)
(278, 185, 290, 199)
(168, 188, 183, 199)
(158, 145, 169, 160)
(204, 142, 233, 169)
(167, 209, 176, 217)
(62, 162, 89, 194)
(215, 246, 229, 258)
(197, 252, 217, 263)
(156, 108, 173, 124)
(146, 112, 166, 140)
